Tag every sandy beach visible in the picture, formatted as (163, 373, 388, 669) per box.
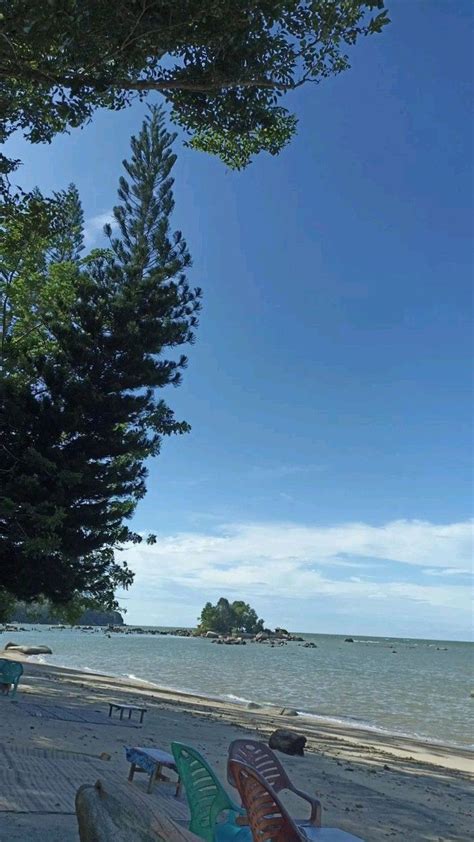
(0, 652, 472, 841)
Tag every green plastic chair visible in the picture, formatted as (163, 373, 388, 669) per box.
(171, 742, 250, 842)
(0, 659, 23, 699)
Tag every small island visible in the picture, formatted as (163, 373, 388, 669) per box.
(196, 598, 305, 645)
(197, 597, 264, 635)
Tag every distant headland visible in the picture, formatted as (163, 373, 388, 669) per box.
(9, 603, 124, 627)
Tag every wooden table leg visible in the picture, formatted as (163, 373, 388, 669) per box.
(128, 762, 136, 782)
(148, 762, 161, 794)
(120, 707, 124, 720)
(175, 776, 182, 798)
(128, 708, 132, 720)
(108, 704, 113, 718)
(139, 710, 145, 724)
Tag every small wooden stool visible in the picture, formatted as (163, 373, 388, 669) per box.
(126, 746, 182, 795)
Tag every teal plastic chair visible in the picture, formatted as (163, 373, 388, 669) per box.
(171, 742, 250, 842)
(0, 659, 23, 698)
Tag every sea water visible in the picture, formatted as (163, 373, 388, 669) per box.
(8, 627, 474, 749)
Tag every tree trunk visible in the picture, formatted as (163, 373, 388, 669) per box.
(76, 780, 199, 842)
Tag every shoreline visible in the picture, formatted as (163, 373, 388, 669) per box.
(27, 651, 474, 756)
(1, 651, 473, 841)
(4, 625, 472, 752)
(5, 651, 473, 773)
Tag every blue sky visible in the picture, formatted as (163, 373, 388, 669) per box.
(8, 1, 472, 639)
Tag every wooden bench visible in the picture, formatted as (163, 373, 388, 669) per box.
(108, 702, 147, 724)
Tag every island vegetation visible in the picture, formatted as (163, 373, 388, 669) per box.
(197, 597, 265, 635)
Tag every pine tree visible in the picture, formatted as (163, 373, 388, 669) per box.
(0, 106, 201, 608)
(49, 184, 84, 264)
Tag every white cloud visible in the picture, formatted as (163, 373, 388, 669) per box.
(128, 518, 473, 574)
(422, 567, 471, 577)
(84, 211, 117, 246)
(119, 518, 473, 634)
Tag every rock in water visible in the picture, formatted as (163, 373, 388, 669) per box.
(4, 643, 52, 655)
(279, 708, 299, 716)
(269, 729, 306, 756)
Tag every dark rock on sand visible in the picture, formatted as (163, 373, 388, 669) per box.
(269, 729, 306, 756)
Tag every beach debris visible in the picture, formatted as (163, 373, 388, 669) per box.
(344, 638, 354, 643)
(246, 702, 262, 710)
(269, 729, 306, 756)
(279, 708, 299, 717)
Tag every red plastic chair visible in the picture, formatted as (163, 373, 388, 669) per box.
(229, 760, 365, 842)
(229, 759, 299, 842)
(227, 739, 321, 826)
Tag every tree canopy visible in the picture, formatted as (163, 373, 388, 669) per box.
(0, 1, 389, 185)
(0, 106, 201, 609)
(198, 598, 265, 635)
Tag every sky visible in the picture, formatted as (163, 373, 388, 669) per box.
(7, 1, 473, 640)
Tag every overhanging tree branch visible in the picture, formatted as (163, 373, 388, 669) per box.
(0, 1, 390, 179)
